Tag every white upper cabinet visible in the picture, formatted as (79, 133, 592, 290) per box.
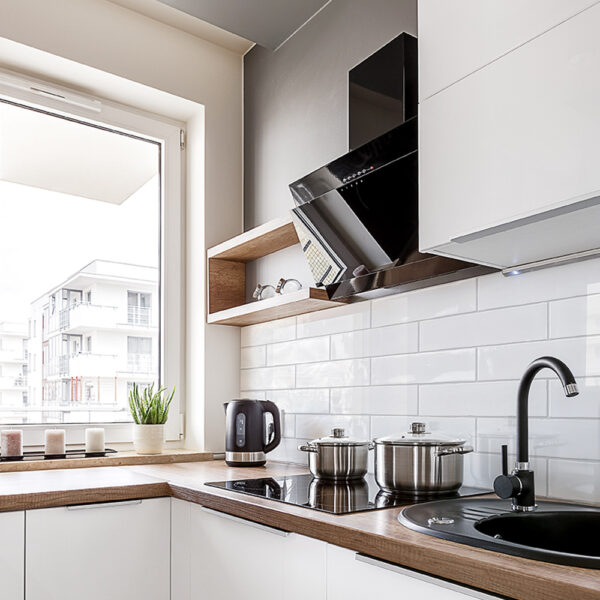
(418, 0, 598, 100)
(26, 498, 170, 600)
(419, 2, 600, 268)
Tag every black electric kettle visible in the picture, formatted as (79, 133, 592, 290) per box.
(224, 399, 281, 466)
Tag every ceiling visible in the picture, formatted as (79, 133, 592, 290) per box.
(108, 0, 253, 54)
(112, 0, 332, 51)
(0, 100, 158, 205)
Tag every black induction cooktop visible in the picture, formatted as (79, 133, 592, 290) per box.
(206, 474, 490, 515)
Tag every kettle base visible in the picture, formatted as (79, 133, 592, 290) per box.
(225, 451, 266, 467)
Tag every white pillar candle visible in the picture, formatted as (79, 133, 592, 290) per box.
(1, 430, 23, 457)
(45, 429, 66, 455)
(85, 428, 105, 453)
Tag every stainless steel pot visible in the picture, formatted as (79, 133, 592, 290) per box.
(374, 422, 473, 494)
(298, 428, 374, 481)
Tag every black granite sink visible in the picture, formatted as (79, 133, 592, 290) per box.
(399, 498, 600, 569)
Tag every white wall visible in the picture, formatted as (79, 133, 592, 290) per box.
(0, 0, 245, 450)
(240, 259, 600, 504)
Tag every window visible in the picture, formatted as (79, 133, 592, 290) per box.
(127, 291, 152, 325)
(127, 336, 153, 373)
(0, 68, 183, 440)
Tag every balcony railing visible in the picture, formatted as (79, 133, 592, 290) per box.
(127, 306, 152, 326)
(127, 353, 153, 373)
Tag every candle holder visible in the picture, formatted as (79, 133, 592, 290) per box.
(0, 448, 118, 462)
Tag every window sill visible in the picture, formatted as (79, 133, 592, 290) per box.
(0, 448, 211, 473)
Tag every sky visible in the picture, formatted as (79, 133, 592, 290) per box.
(0, 175, 159, 322)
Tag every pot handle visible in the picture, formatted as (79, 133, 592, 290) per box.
(298, 444, 318, 453)
(436, 445, 474, 457)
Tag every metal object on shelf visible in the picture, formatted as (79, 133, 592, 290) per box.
(275, 278, 302, 294)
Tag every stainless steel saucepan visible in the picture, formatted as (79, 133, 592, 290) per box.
(374, 422, 473, 494)
(298, 428, 374, 481)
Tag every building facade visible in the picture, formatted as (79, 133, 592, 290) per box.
(0, 321, 29, 424)
(29, 260, 159, 424)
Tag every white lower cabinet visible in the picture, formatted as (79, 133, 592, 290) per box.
(326, 544, 497, 600)
(25, 498, 170, 600)
(171, 498, 326, 600)
(0, 511, 24, 598)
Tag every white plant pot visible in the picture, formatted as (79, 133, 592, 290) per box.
(133, 424, 165, 455)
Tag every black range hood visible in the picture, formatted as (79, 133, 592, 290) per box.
(289, 34, 494, 300)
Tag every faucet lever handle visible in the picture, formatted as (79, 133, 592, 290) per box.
(501, 444, 508, 476)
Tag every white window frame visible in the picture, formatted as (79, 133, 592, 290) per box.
(0, 68, 185, 444)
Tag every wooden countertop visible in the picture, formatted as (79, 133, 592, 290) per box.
(0, 460, 597, 600)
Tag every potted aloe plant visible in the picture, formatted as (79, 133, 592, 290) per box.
(128, 383, 175, 455)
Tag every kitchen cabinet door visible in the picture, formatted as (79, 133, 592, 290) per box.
(26, 498, 170, 600)
(419, 2, 600, 267)
(172, 500, 326, 600)
(0, 511, 24, 599)
(327, 545, 495, 600)
(419, 0, 597, 100)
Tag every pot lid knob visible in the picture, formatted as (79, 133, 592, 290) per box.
(331, 428, 346, 438)
(410, 422, 427, 434)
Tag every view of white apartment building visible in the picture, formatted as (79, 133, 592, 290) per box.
(28, 260, 159, 424)
(0, 322, 29, 424)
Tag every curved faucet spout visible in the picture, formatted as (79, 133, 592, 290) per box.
(517, 356, 578, 464)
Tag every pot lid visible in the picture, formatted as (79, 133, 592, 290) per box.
(308, 428, 371, 447)
(374, 422, 466, 446)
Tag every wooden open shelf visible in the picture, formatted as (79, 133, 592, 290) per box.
(207, 287, 343, 326)
(207, 215, 346, 326)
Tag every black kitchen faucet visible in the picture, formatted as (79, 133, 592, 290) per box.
(493, 356, 579, 511)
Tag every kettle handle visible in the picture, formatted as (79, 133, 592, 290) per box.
(262, 400, 281, 454)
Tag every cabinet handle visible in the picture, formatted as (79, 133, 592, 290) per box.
(198, 505, 289, 537)
(66, 499, 143, 510)
(355, 554, 499, 600)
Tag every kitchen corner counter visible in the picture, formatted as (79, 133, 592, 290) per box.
(0, 460, 597, 600)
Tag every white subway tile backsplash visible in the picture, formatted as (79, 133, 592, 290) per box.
(549, 377, 600, 418)
(478, 336, 600, 380)
(239, 260, 600, 502)
(419, 380, 546, 417)
(370, 415, 412, 439)
(295, 414, 370, 440)
(548, 459, 600, 504)
(420, 303, 547, 351)
(549, 294, 600, 339)
(266, 336, 329, 366)
(282, 413, 296, 438)
(296, 302, 370, 338)
(330, 385, 418, 415)
(478, 257, 600, 310)
(372, 349, 476, 385)
(268, 438, 309, 465)
(330, 323, 418, 359)
(463, 453, 548, 496)
(239, 390, 266, 400)
(296, 358, 370, 388)
(371, 278, 476, 328)
(240, 366, 295, 390)
(241, 316, 296, 347)
(265, 389, 330, 413)
(240, 346, 266, 369)
(477, 417, 600, 460)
